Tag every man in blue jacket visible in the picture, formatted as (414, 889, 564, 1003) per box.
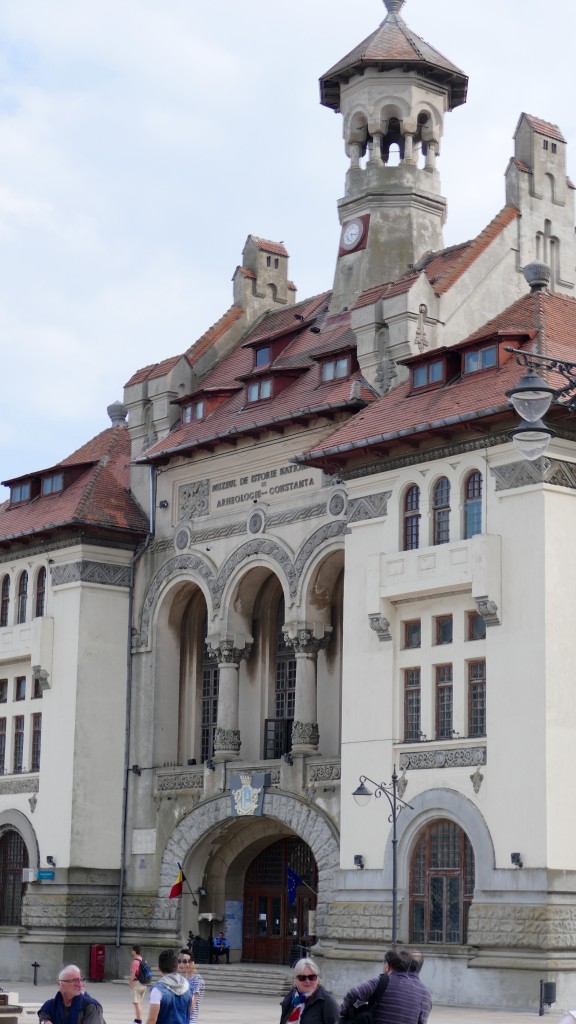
(146, 950, 192, 1024)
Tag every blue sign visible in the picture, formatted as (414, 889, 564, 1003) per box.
(37, 869, 55, 880)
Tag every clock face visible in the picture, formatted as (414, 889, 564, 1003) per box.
(341, 218, 365, 251)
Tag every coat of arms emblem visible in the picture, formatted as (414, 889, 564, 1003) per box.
(229, 772, 270, 817)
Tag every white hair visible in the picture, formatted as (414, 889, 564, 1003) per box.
(293, 958, 320, 979)
(58, 965, 82, 982)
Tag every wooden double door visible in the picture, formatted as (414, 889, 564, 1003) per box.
(242, 837, 317, 964)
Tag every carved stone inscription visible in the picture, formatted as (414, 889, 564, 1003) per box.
(187, 462, 325, 513)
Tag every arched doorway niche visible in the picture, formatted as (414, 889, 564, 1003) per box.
(160, 792, 339, 956)
(149, 575, 214, 766)
(0, 811, 37, 926)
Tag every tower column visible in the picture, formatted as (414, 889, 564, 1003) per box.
(207, 634, 252, 761)
(283, 622, 332, 756)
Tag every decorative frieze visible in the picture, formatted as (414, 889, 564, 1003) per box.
(492, 457, 576, 492)
(399, 746, 486, 770)
(348, 492, 391, 523)
(0, 776, 39, 796)
(156, 771, 204, 793)
(307, 760, 341, 784)
(342, 432, 509, 481)
(178, 480, 210, 520)
(51, 561, 131, 588)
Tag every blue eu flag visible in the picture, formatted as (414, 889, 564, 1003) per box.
(287, 866, 303, 906)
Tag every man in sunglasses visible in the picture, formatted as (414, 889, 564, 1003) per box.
(279, 958, 339, 1024)
(177, 951, 204, 1024)
(38, 965, 105, 1024)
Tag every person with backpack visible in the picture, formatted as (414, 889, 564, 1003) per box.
(279, 958, 339, 1024)
(130, 945, 151, 1024)
(340, 949, 431, 1024)
(38, 965, 105, 1024)
(146, 950, 192, 1024)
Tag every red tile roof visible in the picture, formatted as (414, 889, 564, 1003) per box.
(520, 114, 566, 144)
(299, 290, 576, 465)
(136, 300, 379, 463)
(0, 426, 149, 544)
(432, 206, 519, 296)
(250, 237, 289, 258)
(320, 7, 467, 112)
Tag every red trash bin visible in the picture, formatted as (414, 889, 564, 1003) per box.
(89, 943, 105, 981)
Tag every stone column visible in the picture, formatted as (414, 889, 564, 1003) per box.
(283, 622, 332, 756)
(207, 634, 252, 762)
(425, 141, 437, 171)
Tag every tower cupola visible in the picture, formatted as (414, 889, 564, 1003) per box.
(321, 0, 468, 311)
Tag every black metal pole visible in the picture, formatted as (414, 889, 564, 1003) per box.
(31, 962, 40, 986)
(391, 767, 398, 946)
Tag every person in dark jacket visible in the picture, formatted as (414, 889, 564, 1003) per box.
(38, 965, 105, 1024)
(280, 958, 339, 1024)
(340, 949, 431, 1024)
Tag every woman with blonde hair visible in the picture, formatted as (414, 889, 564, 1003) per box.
(279, 958, 339, 1024)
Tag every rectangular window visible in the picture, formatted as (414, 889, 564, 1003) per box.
(468, 660, 486, 737)
(436, 665, 453, 739)
(13, 716, 24, 772)
(182, 399, 205, 424)
(404, 669, 421, 742)
(467, 611, 486, 641)
(14, 677, 26, 701)
(247, 379, 272, 402)
(434, 615, 453, 645)
(464, 345, 497, 374)
(0, 679, 7, 703)
(32, 676, 43, 700)
(255, 346, 271, 367)
(321, 357, 349, 382)
(404, 620, 421, 649)
(412, 359, 444, 389)
(31, 712, 42, 771)
(42, 473, 63, 496)
(552, 143, 557, 154)
(543, 140, 549, 150)
(0, 717, 5, 773)
(11, 482, 31, 504)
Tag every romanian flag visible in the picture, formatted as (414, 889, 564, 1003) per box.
(169, 866, 185, 899)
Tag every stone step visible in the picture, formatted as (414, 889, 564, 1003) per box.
(119, 964, 292, 997)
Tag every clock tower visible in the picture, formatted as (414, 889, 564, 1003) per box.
(320, 0, 468, 312)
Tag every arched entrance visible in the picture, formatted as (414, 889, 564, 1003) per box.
(409, 818, 474, 944)
(0, 829, 28, 925)
(242, 837, 317, 964)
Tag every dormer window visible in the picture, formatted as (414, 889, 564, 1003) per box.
(255, 345, 271, 368)
(321, 356, 349, 382)
(11, 482, 30, 504)
(248, 379, 272, 402)
(42, 473, 63, 496)
(182, 400, 205, 424)
(412, 359, 444, 389)
(463, 344, 497, 374)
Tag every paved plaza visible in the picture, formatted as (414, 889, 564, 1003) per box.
(0, 978, 561, 1024)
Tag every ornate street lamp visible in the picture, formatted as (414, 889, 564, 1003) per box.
(506, 348, 576, 460)
(352, 766, 413, 945)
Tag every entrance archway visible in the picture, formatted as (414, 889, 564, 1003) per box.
(243, 837, 317, 964)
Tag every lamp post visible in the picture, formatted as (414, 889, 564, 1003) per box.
(352, 766, 413, 945)
(506, 347, 576, 460)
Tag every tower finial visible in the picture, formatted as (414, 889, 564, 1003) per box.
(384, 0, 406, 13)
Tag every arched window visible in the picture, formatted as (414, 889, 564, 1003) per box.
(464, 472, 482, 539)
(0, 576, 9, 628)
(35, 567, 46, 618)
(265, 596, 296, 759)
(410, 819, 475, 944)
(17, 571, 28, 625)
(0, 829, 28, 925)
(432, 477, 451, 545)
(403, 485, 420, 551)
(201, 615, 219, 764)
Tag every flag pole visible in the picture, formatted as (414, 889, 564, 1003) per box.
(178, 862, 198, 905)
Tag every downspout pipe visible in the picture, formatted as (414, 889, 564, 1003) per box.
(115, 464, 155, 952)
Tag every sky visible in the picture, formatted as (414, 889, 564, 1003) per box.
(0, 0, 575, 496)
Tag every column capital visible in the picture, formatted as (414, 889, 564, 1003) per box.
(207, 633, 253, 664)
(283, 622, 332, 656)
(214, 727, 241, 755)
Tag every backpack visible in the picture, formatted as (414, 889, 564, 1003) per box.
(340, 974, 389, 1024)
(137, 959, 152, 985)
